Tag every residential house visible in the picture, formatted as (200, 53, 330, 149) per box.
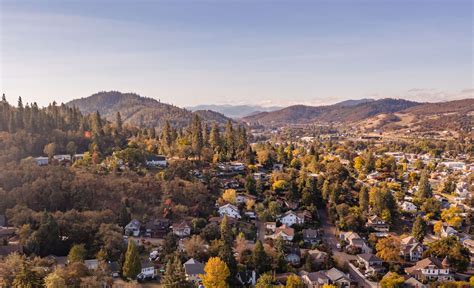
(265, 222, 276, 233)
(462, 238, 474, 255)
(366, 215, 389, 232)
(400, 236, 424, 262)
(0, 245, 23, 258)
(401, 201, 417, 213)
(145, 155, 167, 167)
(84, 259, 99, 271)
(403, 277, 426, 288)
(340, 232, 372, 254)
(325, 268, 352, 287)
(184, 258, 205, 283)
(34, 156, 49, 166)
(440, 225, 457, 238)
(107, 261, 120, 278)
(273, 163, 284, 171)
(303, 229, 321, 245)
(144, 218, 170, 238)
(285, 247, 301, 265)
(357, 253, 385, 275)
(253, 172, 266, 181)
(236, 270, 257, 286)
(307, 249, 328, 268)
(300, 271, 330, 287)
(173, 221, 191, 238)
(218, 204, 241, 219)
(279, 210, 305, 227)
(236, 193, 256, 205)
(0, 227, 15, 243)
(53, 154, 71, 163)
(124, 219, 141, 236)
(405, 257, 452, 282)
(138, 260, 156, 280)
(266, 225, 294, 241)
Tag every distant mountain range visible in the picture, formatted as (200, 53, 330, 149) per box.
(67, 91, 233, 128)
(243, 98, 419, 125)
(187, 104, 282, 119)
(66, 92, 473, 132)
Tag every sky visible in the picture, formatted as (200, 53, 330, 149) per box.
(1, 0, 473, 108)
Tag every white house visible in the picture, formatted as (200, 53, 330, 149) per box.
(218, 204, 241, 219)
(173, 221, 191, 238)
(146, 155, 167, 167)
(265, 225, 294, 241)
(279, 210, 304, 227)
(137, 260, 156, 280)
(441, 226, 457, 238)
(405, 257, 452, 282)
(124, 219, 141, 237)
(400, 236, 424, 262)
(401, 201, 417, 213)
(34, 157, 49, 166)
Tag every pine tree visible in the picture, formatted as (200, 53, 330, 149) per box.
(209, 123, 221, 153)
(123, 239, 141, 279)
(116, 111, 123, 132)
(1, 93, 6, 102)
(224, 120, 235, 160)
(12, 263, 41, 288)
(359, 185, 369, 212)
(252, 240, 270, 274)
(416, 171, 433, 200)
(161, 121, 172, 155)
(161, 255, 190, 288)
(191, 114, 203, 160)
(412, 215, 427, 242)
(220, 215, 233, 245)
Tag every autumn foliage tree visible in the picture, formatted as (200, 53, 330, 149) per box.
(201, 257, 230, 288)
(123, 239, 141, 279)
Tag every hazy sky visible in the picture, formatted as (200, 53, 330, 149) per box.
(1, 0, 472, 108)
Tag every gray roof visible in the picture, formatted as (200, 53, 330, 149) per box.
(358, 253, 382, 263)
(184, 258, 205, 276)
(325, 268, 349, 282)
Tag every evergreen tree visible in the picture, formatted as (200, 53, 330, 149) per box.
(209, 123, 221, 153)
(12, 263, 41, 288)
(119, 204, 131, 229)
(220, 215, 233, 246)
(116, 111, 123, 132)
(161, 255, 190, 288)
(252, 240, 270, 274)
(245, 174, 256, 195)
(416, 171, 433, 200)
(123, 239, 141, 279)
(191, 114, 203, 160)
(161, 121, 173, 155)
(412, 215, 427, 242)
(224, 120, 235, 160)
(359, 185, 369, 212)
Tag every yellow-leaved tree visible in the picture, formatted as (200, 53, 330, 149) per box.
(441, 206, 462, 228)
(221, 189, 237, 204)
(200, 257, 230, 288)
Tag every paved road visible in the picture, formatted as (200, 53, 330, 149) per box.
(318, 208, 356, 265)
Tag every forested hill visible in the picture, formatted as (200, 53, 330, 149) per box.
(67, 91, 233, 128)
(243, 98, 419, 125)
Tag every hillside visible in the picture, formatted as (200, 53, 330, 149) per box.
(67, 91, 233, 128)
(358, 98, 474, 133)
(187, 104, 282, 118)
(243, 98, 419, 125)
